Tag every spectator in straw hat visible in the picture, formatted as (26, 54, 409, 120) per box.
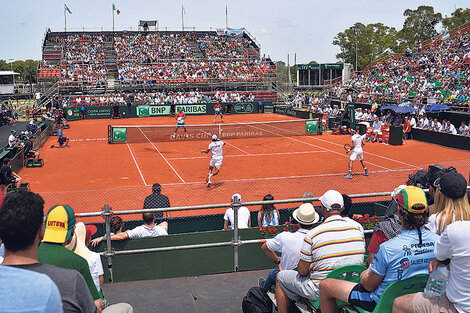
(65, 222, 104, 294)
(258, 203, 319, 292)
(275, 190, 365, 313)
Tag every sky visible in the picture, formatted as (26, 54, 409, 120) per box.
(0, 0, 468, 64)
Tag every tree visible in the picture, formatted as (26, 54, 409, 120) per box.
(1, 59, 39, 84)
(442, 8, 470, 32)
(397, 5, 442, 50)
(333, 22, 398, 71)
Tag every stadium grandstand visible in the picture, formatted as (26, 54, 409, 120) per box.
(3, 4, 470, 313)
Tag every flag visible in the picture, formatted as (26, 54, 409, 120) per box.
(113, 4, 120, 15)
(64, 4, 72, 14)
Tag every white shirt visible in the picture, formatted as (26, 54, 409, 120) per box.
(448, 124, 457, 135)
(8, 134, 16, 147)
(127, 224, 168, 239)
(459, 125, 468, 135)
(351, 134, 364, 153)
(266, 228, 309, 270)
(434, 221, 470, 312)
(87, 252, 104, 291)
(224, 206, 250, 229)
(208, 140, 224, 160)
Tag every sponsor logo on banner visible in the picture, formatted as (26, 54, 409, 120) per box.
(305, 120, 318, 134)
(112, 127, 127, 142)
(286, 109, 297, 117)
(137, 105, 150, 117)
(149, 106, 171, 116)
(234, 103, 254, 114)
(67, 109, 73, 117)
(176, 104, 206, 114)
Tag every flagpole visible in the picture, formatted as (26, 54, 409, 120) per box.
(225, 5, 228, 31)
(112, 5, 115, 33)
(181, 5, 184, 31)
(64, 5, 67, 32)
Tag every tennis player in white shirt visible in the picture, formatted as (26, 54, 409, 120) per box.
(201, 134, 225, 186)
(345, 128, 369, 179)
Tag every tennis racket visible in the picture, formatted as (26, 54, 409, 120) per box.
(344, 144, 352, 154)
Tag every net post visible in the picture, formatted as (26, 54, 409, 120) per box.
(108, 125, 113, 144)
(218, 124, 221, 139)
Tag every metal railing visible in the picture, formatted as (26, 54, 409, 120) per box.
(78, 191, 396, 282)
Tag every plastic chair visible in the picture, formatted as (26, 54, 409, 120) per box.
(353, 274, 428, 313)
(307, 264, 367, 312)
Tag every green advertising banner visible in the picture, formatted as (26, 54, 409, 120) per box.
(176, 104, 207, 115)
(137, 105, 150, 117)
(86, 106, 112, 119)
(149, 106, 171, 116)
(305, 120, 318, 134)
(112, 127, 127, 142)
(233, 102, 256, 114)
(65, 106, 81, 121)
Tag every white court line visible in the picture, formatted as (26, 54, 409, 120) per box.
(167, 150, 328, 160)
(69, 138, 107, 142)
(126, 143, 147, 186)
(245, 122, 391, 170)
(137, 128, 186, 183)
(152, 166, 419, 187)
(224, 141, 251, 155)
(261, 122, 421, 169)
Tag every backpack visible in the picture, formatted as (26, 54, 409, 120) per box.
(242, 287, 273, 313)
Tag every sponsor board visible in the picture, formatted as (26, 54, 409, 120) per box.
(137, 105, 150, 117)
(305, 120, 318, 134)
(176, 104, 206, 114)
(65, 107, 81, 121)
(234, 102, 255, 114)
(149, 106, 171, 116)
(112, 127, 127, 142)
(86, 106, 112, 119)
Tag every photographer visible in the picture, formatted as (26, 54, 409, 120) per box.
(23, 137, 40, 162)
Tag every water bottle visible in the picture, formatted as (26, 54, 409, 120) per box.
(424, 265, 449, 298)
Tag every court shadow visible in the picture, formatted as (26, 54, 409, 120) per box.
(207, 181, 224, 189)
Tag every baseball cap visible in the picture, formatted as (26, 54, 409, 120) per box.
(433, 172, 467, 199)
(43, 205, 76, 243)
(395, 186, 428, 214)
(292, 203, 319, 225)
(11, 130, 16, 133)
(212, 134, 218, 140)
(319, 190, 344, 211)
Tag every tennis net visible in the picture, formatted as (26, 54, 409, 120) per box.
(108, 119, 321, 143)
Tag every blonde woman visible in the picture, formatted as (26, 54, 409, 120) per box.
(427, 172, 470, 235)
(257, 194, 279, 227)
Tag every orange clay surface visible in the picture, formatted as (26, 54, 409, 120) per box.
(20, 113, 470, 222)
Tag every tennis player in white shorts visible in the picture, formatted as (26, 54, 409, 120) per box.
(201, 134, 225, 186)
(345, 128, 369, 179)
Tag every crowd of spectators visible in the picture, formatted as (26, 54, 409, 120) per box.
(328, 30, 470, 109)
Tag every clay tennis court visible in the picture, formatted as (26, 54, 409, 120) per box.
(20, 113, 470, 222)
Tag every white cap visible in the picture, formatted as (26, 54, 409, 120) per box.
(212, 134, 218, 140)
(232, 193, 241, 203)
(319, 190, 344, 211)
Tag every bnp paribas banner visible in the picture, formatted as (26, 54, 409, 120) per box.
(176, 104, 207, 114)
(136, 102, 258, 117)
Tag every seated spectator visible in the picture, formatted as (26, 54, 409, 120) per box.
(91, 212, 168, 247)
(8, 130, 18, 148)
(319, 186, 438, 313)
(65, 222, 105, 295)
(366, 185, 406, 266)
(341, 194, 354, 219)
(143, 183, 171, 219)
(0, 191, 126, 313)
(223, 194, 251, 230)
(38, 204, 105, 310)
(427, 172, 470, 235)
(0, 158, 22, 188)
(303, 191, 323, 222)
(393, 221, 470, 313)
(257, 194, 279, 227)
(444, 120, 457, 135)
(26, 120, 39, 133)
(0, 265, 62, 313)
(459, 121, 468, 136)
(275, 190, 365, 313)
(110, 216, 124, 234)
(258, 203, 319, 292)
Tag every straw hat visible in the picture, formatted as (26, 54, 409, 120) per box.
(65, 222, 93, 261)
(292, 203, 319, 225)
